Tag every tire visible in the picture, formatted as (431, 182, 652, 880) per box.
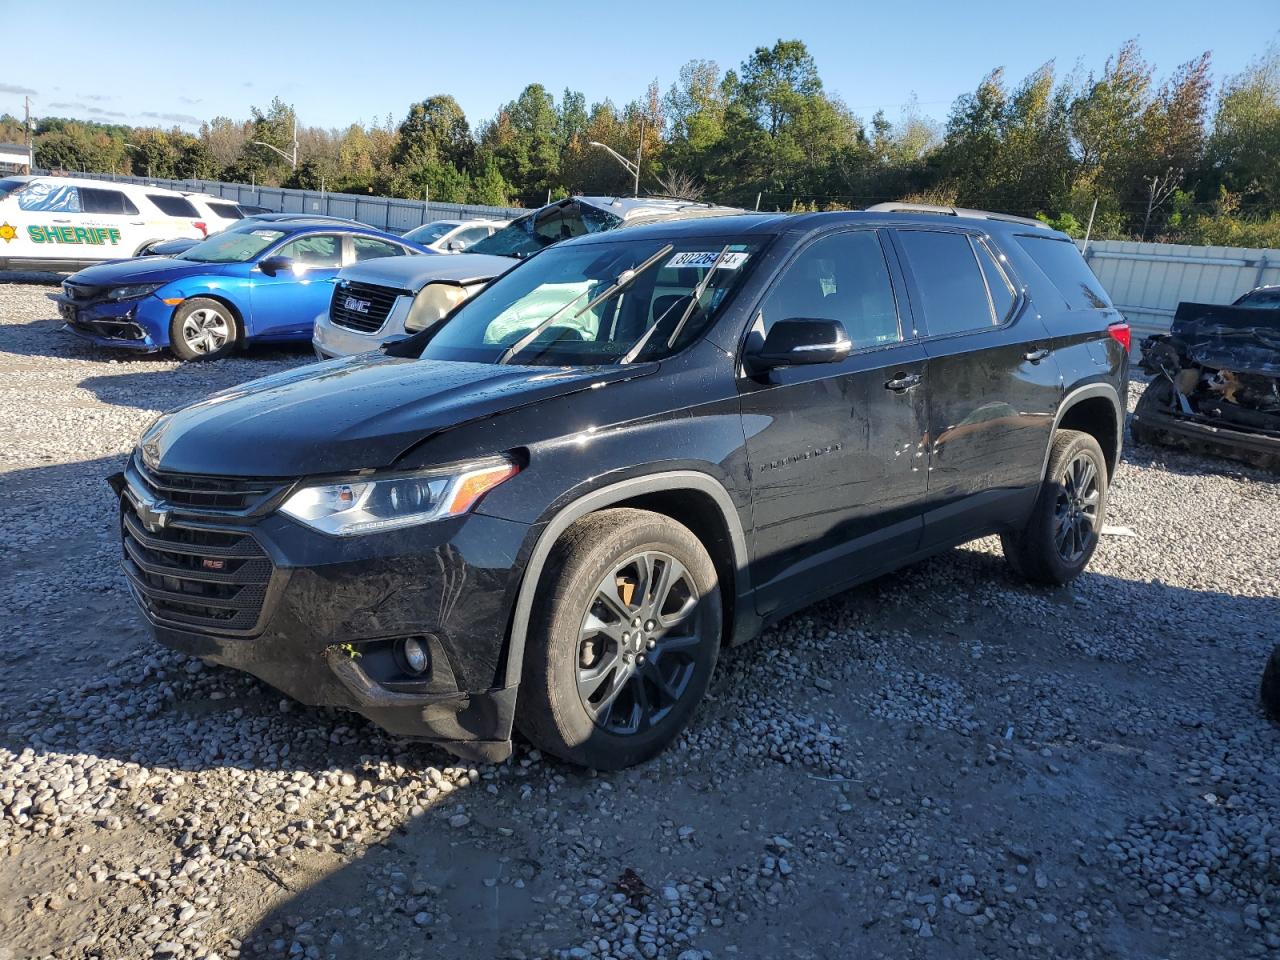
(169, 298, 239, 361)
(1263, 646, 1280, 724)
(1002, 429, 1109, 585)
(1131, 380, 1172, 447)
(515, 508, 722, 769)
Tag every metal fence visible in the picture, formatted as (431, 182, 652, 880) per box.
(55, 171, 526, 233)
(1080, 239, 1279, 339)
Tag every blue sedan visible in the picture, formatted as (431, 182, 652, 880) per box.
(54, 219, 432, 360)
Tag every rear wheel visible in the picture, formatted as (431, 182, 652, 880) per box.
(1002, 430, 1109, 585)
(170, 298, 238, 361)
(516, 508, 722, 769)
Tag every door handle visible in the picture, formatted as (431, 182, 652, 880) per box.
(884, 372, 922, 392)
(52, 218, 72, 224)
(1024, 347, 1050, 363)
(130, 221, 145, 225)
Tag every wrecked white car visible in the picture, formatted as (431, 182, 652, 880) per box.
(1132, 285, 1280, 471)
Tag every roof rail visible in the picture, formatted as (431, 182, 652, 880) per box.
(864, 202, 1051, 230)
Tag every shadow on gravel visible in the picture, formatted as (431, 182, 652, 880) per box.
(0, 271, 63, 285)
(4, 500, 1278, 956)
(0, 306, 315, 376)
(75, 345, 317, 409)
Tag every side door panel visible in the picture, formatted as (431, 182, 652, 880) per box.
(889, 228, 1060, 548)
(739, 229, 929, 616)
(249, 233, 346, 338)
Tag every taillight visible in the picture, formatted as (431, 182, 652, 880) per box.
(1107, 322, 1131, 353)
(194, 221, 208, 238)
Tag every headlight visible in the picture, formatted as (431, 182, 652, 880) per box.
(403, 282, 482, 333)
(279, 458, 518, 536)
(108, 283, 164, 302)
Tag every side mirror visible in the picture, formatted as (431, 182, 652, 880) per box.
(445, 240, 462, 252)
(258, 255, 294, 277)
(748, 318, 852, 373)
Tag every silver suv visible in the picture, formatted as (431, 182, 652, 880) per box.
(312, 196, 742, 359)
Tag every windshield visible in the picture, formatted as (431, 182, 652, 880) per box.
(419, 236, 763, 366)
(177, 228, 286, 263)
(1238, 288, 1280, 311)
(0, 178, 30, 201)
(468, 200, 622, 259)
(404, 222, 457, 245)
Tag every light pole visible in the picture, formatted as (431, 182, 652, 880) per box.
(588, 133, 642, 196)
(251, 119, 299, 170)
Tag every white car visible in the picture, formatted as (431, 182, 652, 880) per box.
(401, 218, 508, 253)
(0, 175, 207, 271)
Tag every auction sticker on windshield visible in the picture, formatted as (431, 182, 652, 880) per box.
(666, 251, 751, 269)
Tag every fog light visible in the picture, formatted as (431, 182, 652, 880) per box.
(400, 637, 430, 675)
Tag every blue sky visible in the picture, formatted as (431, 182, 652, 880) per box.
(1, 0, 1276, 134)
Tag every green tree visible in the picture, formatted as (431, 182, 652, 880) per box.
(393, 95, 473, 170)
(1205, 45, 1280, 207)
(480, 84, 562, 203)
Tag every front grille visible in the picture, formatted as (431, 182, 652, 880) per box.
(63, 282, 107, 302)
(121, 502, 275, 633)
(133, 456, 283, 513)
(329, 281, 405, 334)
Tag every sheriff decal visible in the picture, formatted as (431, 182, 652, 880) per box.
(28, 225, 122, 246)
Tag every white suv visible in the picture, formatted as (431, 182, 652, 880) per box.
(0, 176, 207, 271)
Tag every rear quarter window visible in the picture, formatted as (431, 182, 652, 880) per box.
(147, 194, 200, 218)
(1016, 235, 1111, 311)
(209, 202, 244, 219)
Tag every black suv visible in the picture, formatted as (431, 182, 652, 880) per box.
(110, 205, 1129, 769)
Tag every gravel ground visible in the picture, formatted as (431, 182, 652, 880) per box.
(0, 279, 1276, 960)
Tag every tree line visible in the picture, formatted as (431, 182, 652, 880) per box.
(3, 38, 1278, 245)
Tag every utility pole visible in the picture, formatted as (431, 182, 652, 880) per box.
(588, 139, 642, 197)
(24, 96, 34, 172)
(252, 118, 299, 170)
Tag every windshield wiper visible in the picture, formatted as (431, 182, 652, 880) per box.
(497, 242, 674, 365)
(620, 244, 732, 364)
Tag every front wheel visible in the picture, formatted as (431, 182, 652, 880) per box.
(170, 298, 238, 361)
(1002, 429, 1109, 585)
(516, 508, 722, 769)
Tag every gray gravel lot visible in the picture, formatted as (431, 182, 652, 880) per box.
(0, 279, 1276, 960)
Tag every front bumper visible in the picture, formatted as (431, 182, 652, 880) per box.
(1133, 398, 1280, 471)
(312, 295, 412, 359)
(109, 462, 532, 762)
(53, 293, 169, 351)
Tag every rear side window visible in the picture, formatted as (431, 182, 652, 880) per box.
(147, 194, 200, 218)
(896, 230, 998, 336)
(761, 230, 901, 347)
(1016, 235, 1111, 310)
(81, 188, 139, 215)
(209, 202, 244, 219)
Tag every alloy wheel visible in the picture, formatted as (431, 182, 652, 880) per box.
(576, 551, 702, 736)
(1053, 453, 1100, 563)
(181, 308, 231, 354)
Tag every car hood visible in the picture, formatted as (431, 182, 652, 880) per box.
(140, 352, 653, 477)
(1170, 302, 1280, 377)
(68, 257, 223, 286)
(338, 252, 517, 292)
